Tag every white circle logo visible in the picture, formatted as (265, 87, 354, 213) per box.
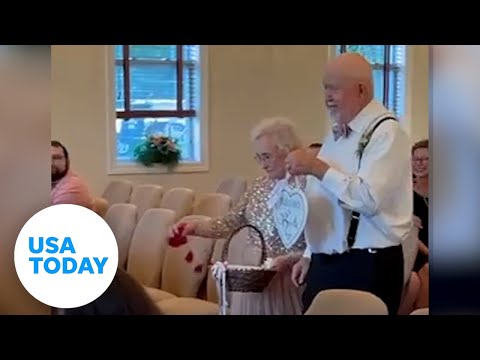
(14, 204, 119, 309)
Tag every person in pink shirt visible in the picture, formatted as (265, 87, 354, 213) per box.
(51, 140, 94, 209)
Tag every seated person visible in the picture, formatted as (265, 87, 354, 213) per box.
(412, 139, 429, 309)
(412, 140, 429, 272)
(54, 268, 162, 315)
(51, 140, 94, 209)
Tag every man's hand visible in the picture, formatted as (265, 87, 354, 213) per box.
(413, 215, 423, 229)
(285, 149, 315, 176)
(291, 257, 310, 287)
(285, 149, 329, 179)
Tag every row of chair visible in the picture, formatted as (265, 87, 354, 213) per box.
(90, 178, 249, 315)
(101, 177, 248, 213)
(99, 183, 235, 225)
(103, 203, 430, 315)
(304, 289, 429, 315)
(104, 205, 220, 314)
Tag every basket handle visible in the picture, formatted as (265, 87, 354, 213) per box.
(221, 224, 267, 267)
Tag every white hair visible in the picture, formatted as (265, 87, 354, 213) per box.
(250, 116, 302, 152)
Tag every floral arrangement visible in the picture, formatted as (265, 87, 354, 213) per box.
(133, 134, 181, 169)
(356, 117, 396, 159)
(356, 131, 371, 159)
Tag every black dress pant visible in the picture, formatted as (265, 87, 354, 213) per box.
(302, 245, 404, 315)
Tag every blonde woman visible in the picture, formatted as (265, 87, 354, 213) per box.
(172, 117, 306, 315)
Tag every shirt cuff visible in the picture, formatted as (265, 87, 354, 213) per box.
(321, 167, 349, 199)
(303, 247, 312, 259)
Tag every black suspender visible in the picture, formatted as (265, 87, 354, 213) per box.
(346, 116, 397, 249)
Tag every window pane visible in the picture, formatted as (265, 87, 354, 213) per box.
(115, 64, 125, 111)
(114, 45, 204, 166)
(183, 45, 200, 63)
(130, 63, 177, 111)
(372, 68, 385, 105)
(388, 67, 406, 117)
(116, 117, 197, 163)
(390, 45, 407, 66)
(129, 45, 176, 61)
(183, 45, 200, 111)
(336, 44, 408, 116)
(115, 45, 123, 60)
(346, 45, 385, 65)
(389, 45, 407, 117)
(183, 65, 197, 110)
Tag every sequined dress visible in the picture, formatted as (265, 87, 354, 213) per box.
(196, 176, 306, 315)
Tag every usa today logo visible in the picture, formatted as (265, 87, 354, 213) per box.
(14, 204, 118, 309)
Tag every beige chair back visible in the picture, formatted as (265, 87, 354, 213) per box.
(102, 180, 133, 205)
(193, 193, 232, 218)
(161, 235, 215, 297)
(92, 197, 109, 218)
(180, 215, 212, 223)
(304, 289, 389, 315)
(126, 208, 176, 288)
(104, 203, 137, 269)
(160, 187, 195, 221)
(216, 176, 247, 205)
(410, 307, 429, 315)
(130, 184, 164, 221)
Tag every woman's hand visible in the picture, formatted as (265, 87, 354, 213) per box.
(418, 240, 429, 256)
(271, 255, 294, 273)
(169, 221, 197, 238)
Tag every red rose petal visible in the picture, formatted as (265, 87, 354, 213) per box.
(185, 251, 194, 263)
(168, 233, 188, 248)
(194, 264, 203, 273)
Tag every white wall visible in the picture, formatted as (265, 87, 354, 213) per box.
(51, 45, 429, 195)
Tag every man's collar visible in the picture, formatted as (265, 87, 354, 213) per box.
(347, 100, 393, 135)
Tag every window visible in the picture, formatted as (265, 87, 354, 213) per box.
(336, 45, 407, 117)
(109, 45, 207, 174)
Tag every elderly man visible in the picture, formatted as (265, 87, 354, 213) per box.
(287, 53, 413, 315)
(51, 140, 94, 209)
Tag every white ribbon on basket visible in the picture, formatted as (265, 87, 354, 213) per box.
(211, 261, 229, 315)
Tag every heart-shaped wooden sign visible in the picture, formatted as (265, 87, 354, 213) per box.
(272, 186, 308, 249)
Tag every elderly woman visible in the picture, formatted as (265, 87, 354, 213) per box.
(173, 117, 306, 315)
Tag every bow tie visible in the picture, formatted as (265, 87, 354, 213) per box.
(332, 122, 352, 141)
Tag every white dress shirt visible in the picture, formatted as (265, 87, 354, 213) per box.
(304, 100, 413, 256)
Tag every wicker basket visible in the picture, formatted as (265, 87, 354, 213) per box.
(220, 224, 276, 293)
